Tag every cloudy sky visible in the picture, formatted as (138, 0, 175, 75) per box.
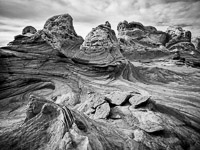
(0, 0, 200, 46)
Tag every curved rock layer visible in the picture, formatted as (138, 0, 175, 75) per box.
(117, 20, 170, 61)
(0, 14, 200, 150)
(166, 26, 192, 50)
(73, 22, 124, 66)
(117, 21, 200, 67)
(117, 20, 168, 46)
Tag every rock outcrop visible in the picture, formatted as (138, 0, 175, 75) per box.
(22, 26, 37, 35)
(165, 26, 200, 67)
(0, 14, 200, 150)
(74, 21, 123, 67)
(117, 21, 200, 67)
(193, 37, 200, 51)
(165, 26, 194, 51)
(117, 20, 169, 60)
(117, 20, 168, 47)
(42, 14, 84, 53)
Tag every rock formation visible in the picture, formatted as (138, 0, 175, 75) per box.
(117, 20, 168, 46)
(42, 14, 83, 53)
(117, 20, 169, 60)
(0, 14, 200, 150)
(117, 21, 200, 67)
(73, 21, 124, 67)
(165, 26, 194, 51)
(22, 26, 37, 35)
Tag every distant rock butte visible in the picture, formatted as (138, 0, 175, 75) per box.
(117, 20, 168, 47)
(117, 20, 171, 61)
(0, 14, 200, 150)
(166, 26, 195, 51)
(117, 20, 200, 67)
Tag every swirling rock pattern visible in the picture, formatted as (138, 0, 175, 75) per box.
(165, 26, 200, 67)
(117, 20, 169, 61)
(118, 21, 200, 67)
(117, 20, 168, 46)
(42, 14, 84, 55)
(0, 14, 200, 150)
(74, 21, 124, 67)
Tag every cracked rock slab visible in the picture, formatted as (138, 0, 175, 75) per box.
(93, 102, 110, 119)
(105, 91, 131, 105)
(129, 108, 164, 133)
(129, 94, 150, 108)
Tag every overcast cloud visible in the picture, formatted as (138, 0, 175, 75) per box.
(0, 0, 200, 46)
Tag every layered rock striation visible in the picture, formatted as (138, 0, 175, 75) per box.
(0, 14, 200, 150)
(166, 26, 193, 50)
(117, 21, 200, 67)
(74, 21, 124, 66)
(117, 21, 168, 47)
(117, 20, 170, 60)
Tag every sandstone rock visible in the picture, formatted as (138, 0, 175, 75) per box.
(83, 22, 118, 48)
(1, 13, 200, 150)
(129, 94, 150, 108)
(105, 91, 131, 105)
(12, 26, 37, 43)
(109, 105, 130, 119)
(117, 20, 168, 47)
(144, 26, 157, 33)
(129, 108, 164, 133)
(164, 26, 200, 67)
(117, 20, 169, 61)
(93, 102, 110, 119)
(105, 21, 111, 28)
(166, 26, 194, 50)
(133, 129, 145, 142)
(117, 20, 145, 38)
(22, 26, 37, 35)
(193, 37, 200, 51)
(117, 20, 145, 31)
(76, 92, 106, 114)
(73, 21, 124, 66)
(42, 14, 84, 56)
(24, 95, 47, 122)
(55, 93, 74, 106)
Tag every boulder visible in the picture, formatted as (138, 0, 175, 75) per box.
(93, 102, 110, 119)
(109, 106, 130, 119)
(129, 94, 150, 108)
(105, 91, 131, 105)
(129, 108, 164, 133)
(12, 26, 37, 41)
(76, 92, 106, 113)
(22, 26, 37, 35)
